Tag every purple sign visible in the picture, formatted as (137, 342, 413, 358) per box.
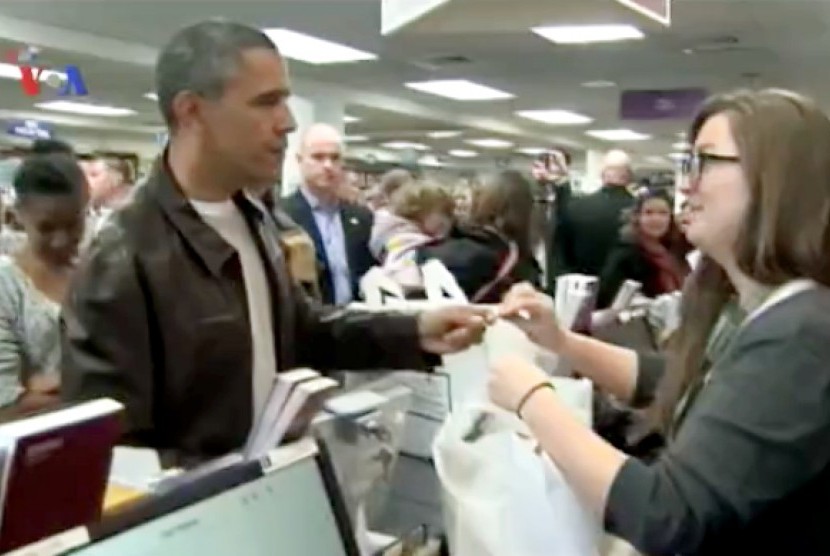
(620, 88, 707, 120)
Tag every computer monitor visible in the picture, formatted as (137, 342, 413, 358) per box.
(69, 438, 359, 556)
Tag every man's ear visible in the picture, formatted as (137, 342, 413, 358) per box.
(170, 91, 203, 131)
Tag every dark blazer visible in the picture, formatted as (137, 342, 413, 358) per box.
(282, 189, 375, 304)
(552, 185, 635, 280)
(61, 156, 430, 467)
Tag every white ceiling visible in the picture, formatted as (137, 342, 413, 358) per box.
(0, 0, 827, 168)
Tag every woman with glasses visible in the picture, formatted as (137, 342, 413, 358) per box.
(488, 89, 830, 555)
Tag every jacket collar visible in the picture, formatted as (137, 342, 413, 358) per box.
(146, 151, 264, 277)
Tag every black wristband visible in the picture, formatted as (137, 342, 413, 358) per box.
(516, 381, 555, 420)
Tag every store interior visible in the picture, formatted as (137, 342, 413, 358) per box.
(0, 1, 829, 555)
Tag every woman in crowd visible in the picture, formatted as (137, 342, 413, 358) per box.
(418, 170, 541, 303)
(489, 89, 830, 554)
(597, 189, 690, 307)
(0, 153, 87, 414)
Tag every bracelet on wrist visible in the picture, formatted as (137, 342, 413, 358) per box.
(516, 381, 556, 420)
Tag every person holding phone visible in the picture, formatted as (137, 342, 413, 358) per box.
(531, 147, 572, 293)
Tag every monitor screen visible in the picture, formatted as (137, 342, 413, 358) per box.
(74, 456, 349, 556)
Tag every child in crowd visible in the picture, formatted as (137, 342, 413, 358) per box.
(369, 180, 454, 293)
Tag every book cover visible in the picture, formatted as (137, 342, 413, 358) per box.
(0, 399, 123, 553)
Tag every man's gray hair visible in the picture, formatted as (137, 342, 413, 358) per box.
(155, 19, 277, 127)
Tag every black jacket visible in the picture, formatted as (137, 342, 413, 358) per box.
(417, 226, 541, 303)
(282, 190, 375, 305)
(598, 239, 657, 308)
(552, 185, 635, 279)
(61, 156, 429, 466)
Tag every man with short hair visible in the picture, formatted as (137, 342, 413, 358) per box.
(283, 123, 375, 305)
(61, 19, 485, 466)
(552, 149, 636, 285)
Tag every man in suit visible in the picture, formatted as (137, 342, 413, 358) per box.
(283, 124, 375, 305)
(552, 149, 636, 281)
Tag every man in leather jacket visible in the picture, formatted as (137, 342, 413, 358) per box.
(60, 20, 485, 467)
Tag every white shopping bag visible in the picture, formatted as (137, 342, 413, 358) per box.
(434, 406, 601, 556)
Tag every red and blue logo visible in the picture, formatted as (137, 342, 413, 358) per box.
(8, 46, 89, 98)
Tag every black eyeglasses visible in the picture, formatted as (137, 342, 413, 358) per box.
(681, 152, 740, 180)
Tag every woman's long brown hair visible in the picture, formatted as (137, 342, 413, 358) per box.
(654, 89, 830, 429)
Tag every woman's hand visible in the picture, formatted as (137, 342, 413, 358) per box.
(15, 374, 61, 415)
(497, 283, 568, 352)
(489, 354, 551, 413)
(28, 373, 60, 394)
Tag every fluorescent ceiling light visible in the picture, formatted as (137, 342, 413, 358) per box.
(668, 152, 687, 161)
(449, 149, 479, 158)
(35, 100, 136, 117)
(263, 28, 377, 64)
(466, 138, 514, 149)
(645, 155, 667, 164)
(516, 109, 592, 125)
(0, 62, 64, 82)
(144, 92, 158, 101)
(515, 147, 548, 156)
(532, 24, 644, 45)
(586, 129, 650, 141)
(419, 155, 445, 167)
(582, 80, 617, 88)
(345, 135, 369, 142)
(382, 141, 430, 151)
(672, 141, 690, 150)
(405, 79, 513, 101)
(343, 115, 361, 123)
(428, 130, 462, 139)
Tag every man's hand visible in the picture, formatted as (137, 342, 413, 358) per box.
(417, 306, 490, 355)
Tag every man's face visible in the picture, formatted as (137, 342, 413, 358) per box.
(298, 132, 344, 195)
(198, 48, 296, 190)
(81, 159, 111, 203)
(602, 164, 632, 187)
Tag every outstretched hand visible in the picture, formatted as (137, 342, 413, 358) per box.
(418, 305, 490, 355)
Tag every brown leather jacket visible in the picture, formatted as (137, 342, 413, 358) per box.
(61, 156, 429, 466)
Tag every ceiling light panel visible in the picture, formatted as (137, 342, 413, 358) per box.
(449, 149, 479, 158)
(582, 80, 617, 88)
(35, 100, 136, 117)
(263, 29, 377, 64)
(343, 115, 361, 123)
(406, 79, 514, 101)
(143, 92, 158, 101)
(382, 141, 430, 151)
(466, 138, 514, 149)
(532, 24, 644, 45)
(586, 129, 651, 141)
(428, 130, 463, 139)
(515, 147, 548, 156)
(345, 135, 369, 142)
(516, 109, 592, 125)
